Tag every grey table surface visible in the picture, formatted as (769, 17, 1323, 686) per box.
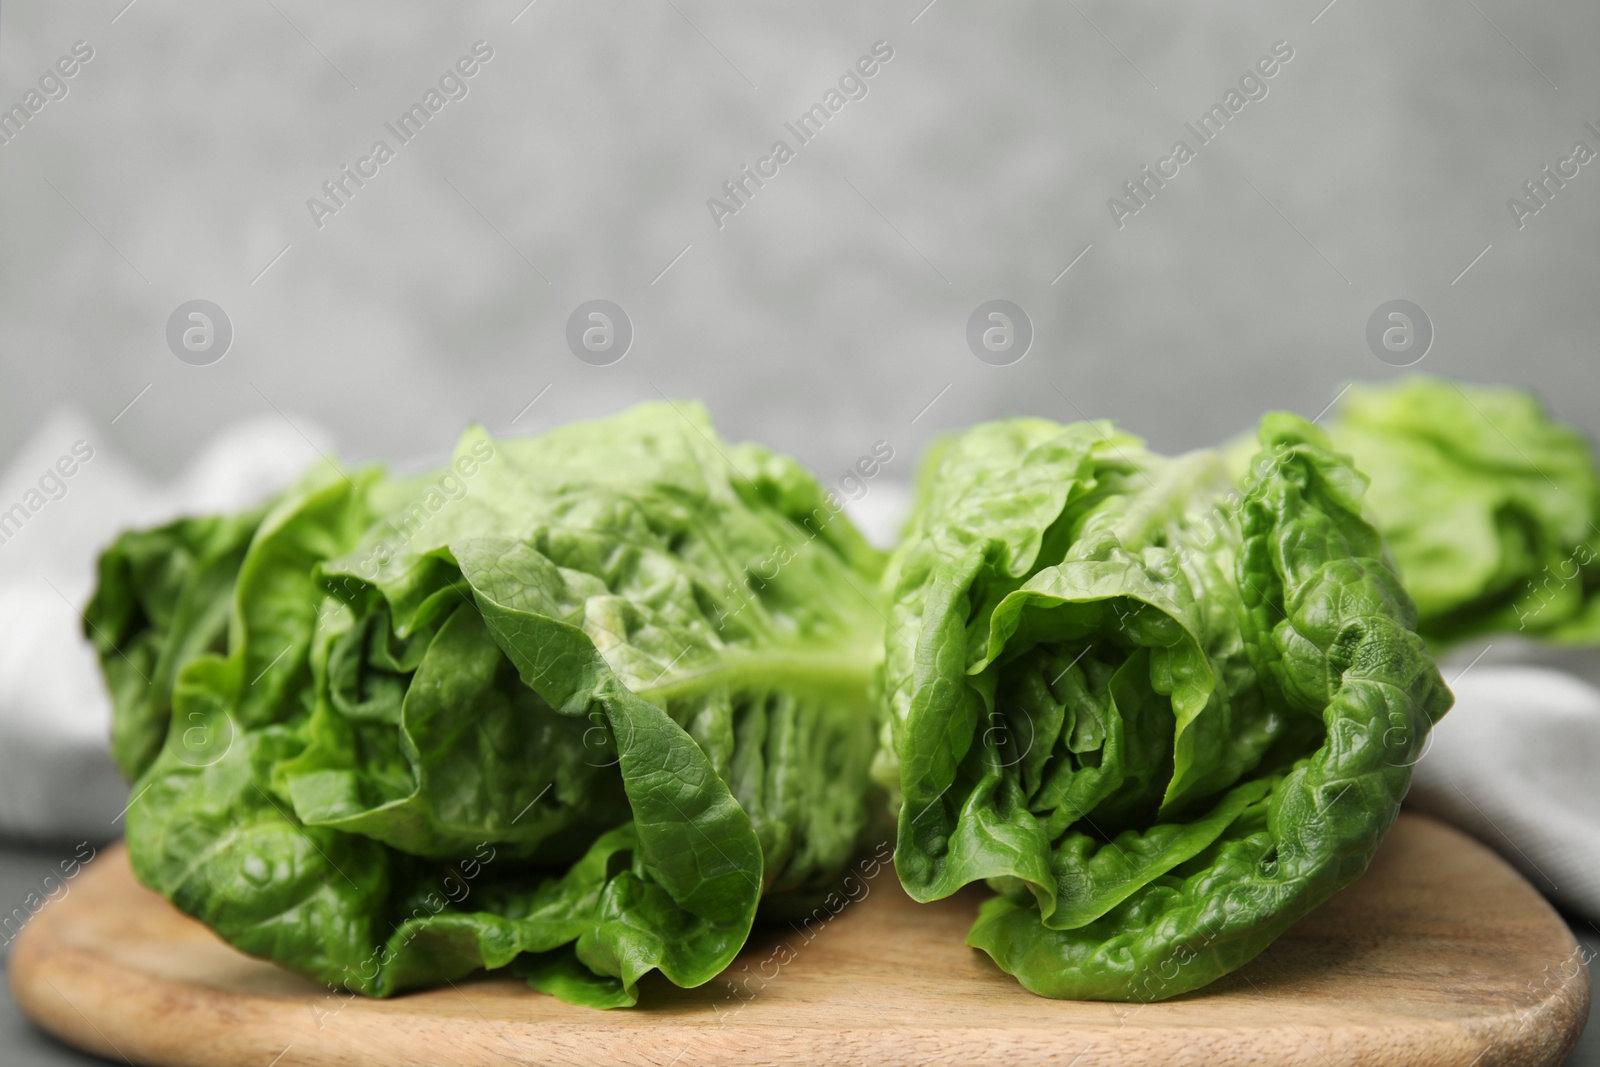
(1, 837, 1595, 1067)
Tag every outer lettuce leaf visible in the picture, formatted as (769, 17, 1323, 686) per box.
(87, 402, 884, 1007)
(87, 509, 266, 779)
(882, 412, 1451, 1000)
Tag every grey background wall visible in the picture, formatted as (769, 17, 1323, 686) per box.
(1, 0, 1595, 487)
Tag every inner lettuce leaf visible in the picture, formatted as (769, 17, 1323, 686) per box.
(878, 412, 1452, 1000)
(84, 401, 886, 1007)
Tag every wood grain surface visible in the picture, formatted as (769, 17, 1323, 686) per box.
(7, 812, 1591, 1067)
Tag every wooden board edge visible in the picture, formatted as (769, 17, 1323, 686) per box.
(6, 826, 1595, 1067)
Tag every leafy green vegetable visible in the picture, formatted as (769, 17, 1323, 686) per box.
(878, 411, 1452, 1000)
(1315, 377, 1600, 644)
(85, 402, 885, 1007)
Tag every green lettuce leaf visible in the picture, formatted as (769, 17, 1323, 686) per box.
(1317, 376, 1600, 644)
(881, 411, 1451, 1000)
(87, 402, 884, 1007)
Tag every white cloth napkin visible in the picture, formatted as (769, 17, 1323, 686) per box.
(1409, 661, 1600, 922)
(0, 408, 328, 842)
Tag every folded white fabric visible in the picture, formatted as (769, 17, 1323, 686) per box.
(1408, 663, 1600, 922)
(0, 408, 329, 843)
(841, 478, 911, 552)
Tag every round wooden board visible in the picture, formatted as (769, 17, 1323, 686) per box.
(7, 813, 1590, 1067)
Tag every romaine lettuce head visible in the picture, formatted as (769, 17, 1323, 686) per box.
(1322, 376, 1600, 644)
(85, 401, 885, 1007)
(878, 412, 1452, 1000)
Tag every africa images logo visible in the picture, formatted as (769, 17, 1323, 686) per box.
(1506, 119, 1600, 231)
(705, 40, 895, 229)
(1106, 40, 1295, 229)
(0, 41, 95, 149)
(305, 41, 495, 230)
(0, 441, 95, 547)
